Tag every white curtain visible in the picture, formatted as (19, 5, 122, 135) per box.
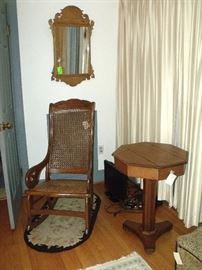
(116, 0, 202, 227)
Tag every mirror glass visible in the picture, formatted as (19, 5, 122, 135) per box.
(49, 6, 94, 86)
(59, 26, 90, 75)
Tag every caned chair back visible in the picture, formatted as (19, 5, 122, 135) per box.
(47, 99, 95, 176)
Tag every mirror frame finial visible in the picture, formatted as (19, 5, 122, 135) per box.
(49, 6, 94, 86)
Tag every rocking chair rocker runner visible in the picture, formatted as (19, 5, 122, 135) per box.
(25, 99, 95, 234)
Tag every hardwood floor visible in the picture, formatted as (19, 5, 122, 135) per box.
(0, 182, 195, 270)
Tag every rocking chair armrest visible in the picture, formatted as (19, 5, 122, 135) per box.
(25, 156, 49, 189)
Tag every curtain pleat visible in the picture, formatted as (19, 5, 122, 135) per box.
(116, 0, 202, 227)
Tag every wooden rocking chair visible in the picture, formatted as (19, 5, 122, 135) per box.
(25, 99, 95, 233)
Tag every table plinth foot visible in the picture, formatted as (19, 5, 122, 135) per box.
(123, 220, 173, 253)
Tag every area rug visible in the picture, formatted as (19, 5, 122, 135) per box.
(24, 194, 101, 252)
(79, 251, 152, 270)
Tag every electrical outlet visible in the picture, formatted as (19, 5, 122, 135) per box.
(98, 145, 104, 154)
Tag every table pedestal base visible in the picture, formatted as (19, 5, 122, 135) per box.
(123, 220, 173, 253)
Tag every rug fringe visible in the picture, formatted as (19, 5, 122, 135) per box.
(78, 251, 152, 270)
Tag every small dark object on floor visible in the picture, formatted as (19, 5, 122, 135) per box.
(122, 191, 143, 210)
(104, 160, 163, 215)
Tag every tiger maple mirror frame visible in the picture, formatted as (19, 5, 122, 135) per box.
(49, 6, 94, 86)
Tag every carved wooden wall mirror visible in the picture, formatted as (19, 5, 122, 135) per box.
(49, 6, 94, 86)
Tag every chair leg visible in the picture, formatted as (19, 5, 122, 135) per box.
(26, 194, 32, 230)
(26, 194, 45, 230)
(26, 195, 55, 230)
(85, 197, 89, 234)
(85, 195, 93, 234)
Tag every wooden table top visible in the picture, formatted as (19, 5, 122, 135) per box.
(113, 142, 188, 180)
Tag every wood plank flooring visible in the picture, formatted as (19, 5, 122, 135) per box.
(0, 182, 195, 270)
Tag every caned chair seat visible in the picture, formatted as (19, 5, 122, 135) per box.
(28, 180, 89, 197)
